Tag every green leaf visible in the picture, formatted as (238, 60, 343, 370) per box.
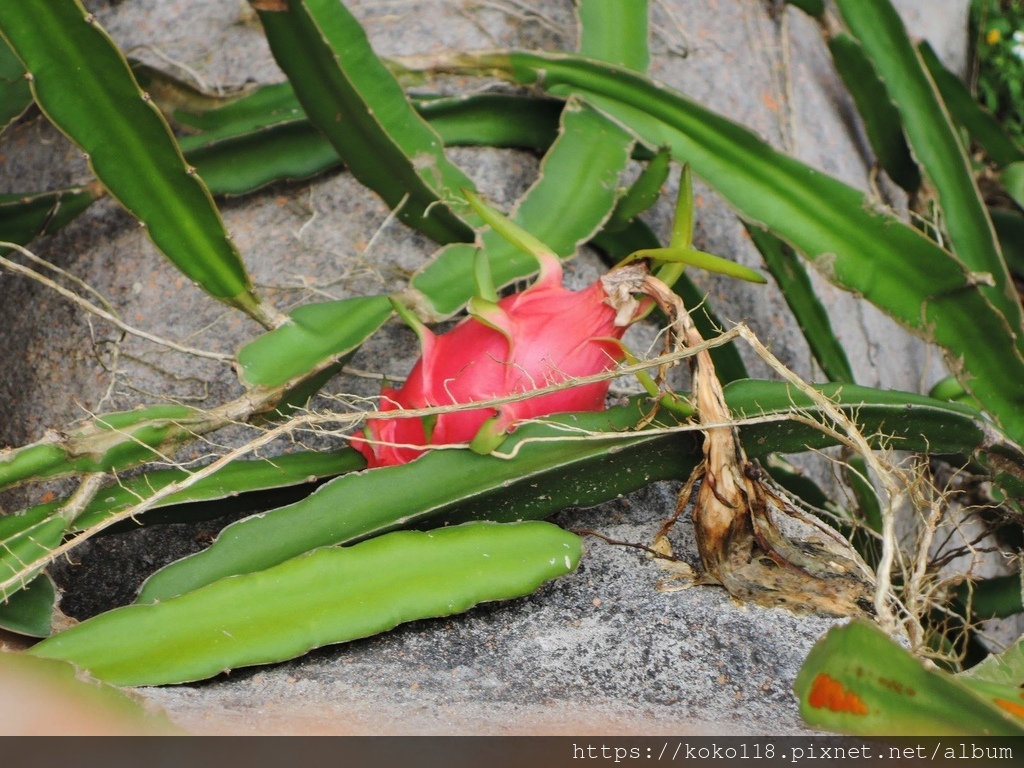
(143, 26, 556, 223)
(841, 455, 883, 566)
(175, 94, 562, 198)
(577, 0, 649, 72)
(162, 73, 556, 151)
(785, 0, 824, 17)
(953, 574, 1023, 621)
(32, 521, 581, 686)
(1, 448, 363, 605)
(0, 187, 99, 254)
(0, 574, 55, 637)
(236, 295, 393, 388)
(429, 50, 1024, 442)
(168, 80, 301, 135)
(725, 379, 998, 456)
(160, 75, 339, 194)
(669, 163, 694, 250)
(183, 94, 563, 197)
(604, 147, 671, 232)
(992, 208, 1024, 279)
(137, 382, 1010, 603)
(0, 0, 269, 322)
(1002, 161, 1024, 211)
(416, 94, 563, 150)
(71, 448, 364, 533)
(0, 445, 70, 492)
(843, 455, 883, 534)
(410, 100, 634, 317)
(0, 506, 66, 601)
(918, 41, 1024, 170)
(762, 454, 833, 510)
(462, 188, 560, 267)
(746, 224, 855, 383)
(833, 0, 1022, 336)
(262, 360, 347, 423)
(181, 120, 341, 197)
(729, 379, 1024, 530)
(251, 0, 476, 244)
(826, 32, 920, 193)
(727, 380, 1024, 508)
(0, 404, 207, 492)
(628, 246, 767, 284)
(0, 33, 30, 132)
(930, 374, 984, 408)
(961, 637, 1024, 687)
(128, 61, 257, 121)
(795, 619, 1024, 735)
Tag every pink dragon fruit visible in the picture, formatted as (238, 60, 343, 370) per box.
(353, 255, 632, 467)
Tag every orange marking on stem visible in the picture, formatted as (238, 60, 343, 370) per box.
(995, 698, 1024, 720)
(808, 673, 869, 716)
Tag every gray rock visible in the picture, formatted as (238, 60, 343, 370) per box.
(0, 0, 970, 735)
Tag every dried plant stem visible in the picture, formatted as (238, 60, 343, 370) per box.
(904, 465, 945, 649)
(0, 243, 234, 363)
(604, 262, 876, 617)
(0, 412, 317, 598)
(16, 240, 121, 316)
(57, 472, 108, 525)
(731, 323, 905, 632)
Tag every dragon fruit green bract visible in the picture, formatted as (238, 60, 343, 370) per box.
(353, 255, 632, 467)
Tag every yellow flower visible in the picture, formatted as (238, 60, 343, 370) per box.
(987, 28, 1002, 45)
